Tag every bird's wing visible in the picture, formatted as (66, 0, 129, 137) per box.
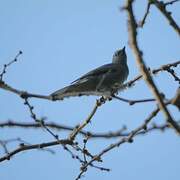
(71, 63, 117, 84)
(50, 63, 119, 100)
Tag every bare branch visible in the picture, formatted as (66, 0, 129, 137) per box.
(164, 68, 180, 84)
(138, 1, 152, 27)
(152, 60, 180, 74)
(150, 0, 180, 36)
(69, 97, 105, 140)
(164, 0, 180, 6)
(0, 119, 176, 138)
(23, 98, 59, 139)
(125, 60, 180, 87)
(0, 51, 22, 81)
(125, 0, 180, 134)
(113, 95, 155, 105)
(0, 139, 72, 163)
(0, 81, 51, 100)
(75, 104, 161, 179)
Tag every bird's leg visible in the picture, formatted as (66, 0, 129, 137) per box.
(99, 96, 112, 103)
(99, 96, 107, 104)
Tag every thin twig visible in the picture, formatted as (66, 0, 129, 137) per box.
(23, 98, 59, 139)
(113, 95, 155, 105)
(71, 141, 110, 172)
(165, 68, 180, 84)
(138, 1, 152, 27)
(69, 98, 105, 140)
(0, 139, 72, 163)
(152, 60, 180, 74)
(0, 120, 176, 138)
(23, 97, 82, 163)
(23, 97, 82, 165)
(164, 0, 180, 6)
(0, 51, 22, 81)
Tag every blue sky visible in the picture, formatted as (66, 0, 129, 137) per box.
(0, 1, 180, 180)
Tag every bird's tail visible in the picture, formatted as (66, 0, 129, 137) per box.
(50, 86, 70, 100)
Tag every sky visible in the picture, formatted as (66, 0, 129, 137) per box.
(0, 0, 180, 180)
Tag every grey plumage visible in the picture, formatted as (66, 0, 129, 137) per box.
(51, 47, 129, 100)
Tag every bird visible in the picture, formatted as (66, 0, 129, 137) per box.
(50, 47, 129, 100)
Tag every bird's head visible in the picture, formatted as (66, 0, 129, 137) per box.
(112, 46, 127, 64)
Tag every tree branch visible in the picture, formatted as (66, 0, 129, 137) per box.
(69, 97, 105, 140)
(164, 0, 180, 6)
(0, 51, 22, 81)
(0, 139, 72, 163)
(125, 60, 180, 87)
(138, 1, 152, 27)
(150, 0, 180, 36)
(113, 95, 155, 105)
(75, 104, 161, 179)
(125, 0, 180, 134)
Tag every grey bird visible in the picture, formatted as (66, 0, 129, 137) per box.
(51, 47, 129, 100)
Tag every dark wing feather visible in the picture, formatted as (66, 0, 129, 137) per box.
(71, 63, 117, 84)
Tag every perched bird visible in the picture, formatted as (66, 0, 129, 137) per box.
(51, 47, 129, 100)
